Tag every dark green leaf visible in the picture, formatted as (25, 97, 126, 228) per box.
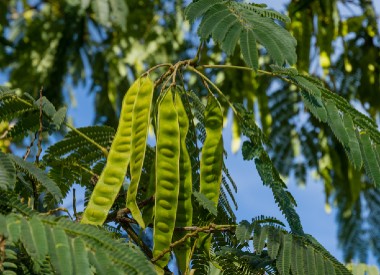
(359, 133, 380, 187)
(0, 152, 16, 191)
(325, 100, 349, 147)
(240, 29, 259, 70)
(236, 220, 253, 244)
(9, 155, 63, 201)
(193, 191, 217, 216)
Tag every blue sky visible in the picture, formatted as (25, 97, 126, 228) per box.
(1, 0, 380, 269)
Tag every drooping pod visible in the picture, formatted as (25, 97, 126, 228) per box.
(200, 96, 223, 207)
(126, 73, 155, 228)
(198, 96, 224, 254)
(81, 76, 153, 225)
(173, 91, 193, 274)
(153, 89, 180, 271)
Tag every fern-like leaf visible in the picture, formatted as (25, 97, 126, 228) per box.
(236, 220, 254, 244)
(255, 155, 303, 235)
(276, 234, 292, 275)
(185, 0, 297, 69)
(0, 86, 16, 98)
(238, 3, 290, 23)
(7, 112, 40, 140)
(254, 225, 268, 254)
(185, 0, 223, 23)
(359, 133, 380, 187)
(222, 176, 237, 210)
(267, 226, 281, 260)
(193, 191, 217, 216)
(47, 227, 73, 274)
(342, 113, 362, 169)
(51, 107, 67, 131)
(325, 100, 349, 147)
(44, 126, 114, 160)
(0, 97, 35, 122)
(71, 238, 91, 275)
(300, 90, 328, 122)
(273, 68, 380, 187)
(9, 155, 63, 201)
(347, 263, 380, 275)
(291, 239, 305, 275)
(238, 104, 303, 235)
(315, 251, 325, 275)
(305, 246, 317, 275)
(0, 89, 67, 140)
(235, 221, 352, 274)
(36, 97, 56, 118)
(0, 213, 156, 274)
(20, 216, 48, 265)
(0, 152, 16, 191)
(240, 28, 259, 69)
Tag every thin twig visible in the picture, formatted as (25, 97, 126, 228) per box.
(23, 132, 37, 160)
(155, 66, 174, 87)
(117, 220, 172, 273)
(187, 66, 239, 115)
(197, 64, 293, 84)
(151, 224, 236, 263)
(118, 218, 153, 258)
(201, 77, 218, 103)
(143, 63, 172, 76)
(171, 59, 192, 85)
(189, 41, 204, 66)
(36, 87, 44, 163)
(177, 79, 201, 168)
(174, 225, 236, 232)
(41, 207, 72, 219)
(65, 124, 109, 157)
(107, 196, 154, 222)
(73, 188, 78, 221)
(8, 92, 109, 158)
(198, 64, 254, 72)
(151, 227, 201, 263)
(157, 72, 174, 103)
(188, 238, 198, 275)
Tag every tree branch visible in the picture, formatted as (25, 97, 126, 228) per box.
(151, 224, 236, 263)
(117, 218, 153, 258)
(106, 196, 154, 223)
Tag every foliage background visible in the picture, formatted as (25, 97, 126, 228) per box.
(1, 0, 380, 269)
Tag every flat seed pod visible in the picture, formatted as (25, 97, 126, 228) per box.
(127, 76, 155, 229)
(173, 91, 193, 274)
(81, 76, 153, 225)
(198, 96, 224, 255)
(153, 89, 180, 271)
(200, 96, 223, 207)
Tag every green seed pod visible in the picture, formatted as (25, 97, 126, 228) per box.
(153, 89, 180, 271)
(198, 96, 223, 255)
(173, 91, 193, 274)
(126, 74, 155, 229)
(81, 76, 153, 225)
(200, 96, 223, 207)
